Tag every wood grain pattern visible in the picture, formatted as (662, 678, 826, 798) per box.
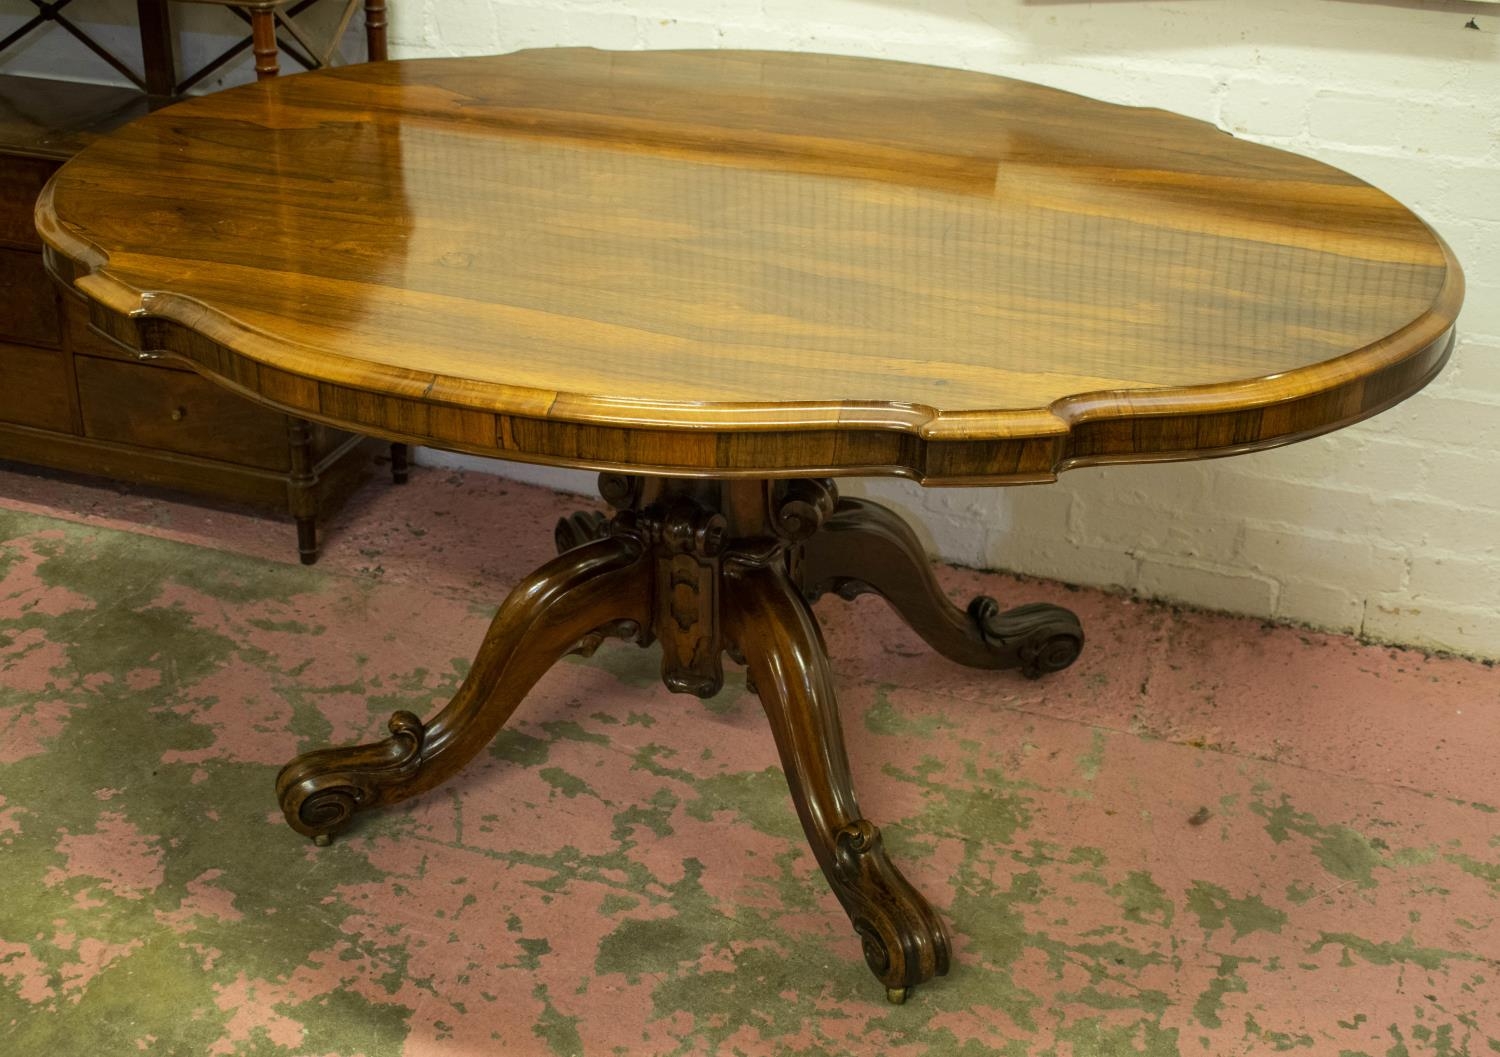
(0, 418, 377, 510)
(0, 156, 58, 248)
(799, 496, 1083, 676)
(277, 534, 652, 837)
(0, 246, 61, 347)
(277, 473, 992, 996)
(62, 289, 181, 364)
(0, 343, 74, 431)
(38, 49, 1462, 482)
(726, 555, 952, 994)
(0, 73, 379, 566)
(75, 355, 293, 471)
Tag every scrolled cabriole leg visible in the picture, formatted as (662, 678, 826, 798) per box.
(554, 473, 647, 555)
(968, 597, 1083, 678)
(554, 510, 609, 554)
(275, 535, 651, 843)
(799, 496, 1083, 676)
(723, 556, 951, 995)
(280, 709, 425, 840)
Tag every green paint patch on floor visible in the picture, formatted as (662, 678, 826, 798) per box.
(864, 683, 955, 737)
(1191, 955, 1252, 1029)
(1252, 793, 1385, 889)
(684, 767, 803, 841)
(1184, 881, 1288, 940)
(0, 512, 412, 1056)
(3, 494, 1499, 1057)
(1111, 870, 1175, 928)
(1308, 932, 1480, 971)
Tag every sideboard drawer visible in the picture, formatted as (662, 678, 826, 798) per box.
(0, 247, 60, 347)
(0, 154, 55, 249)
(0, 341, 74, 431)
(77, 355, 291, 472)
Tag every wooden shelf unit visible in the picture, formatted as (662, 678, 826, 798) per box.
(0, 73, 381, 563)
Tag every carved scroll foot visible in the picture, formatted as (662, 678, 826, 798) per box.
(275, 536, 650, 842)
(276, 709, 426, 841)
(725, 558, 951, 993)
(833, 817, 952, 993)
(968, 597, 1083, 678)
(800, 497, 1083, 676)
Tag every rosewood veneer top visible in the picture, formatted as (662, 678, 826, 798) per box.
(37, 49, 1462, 482)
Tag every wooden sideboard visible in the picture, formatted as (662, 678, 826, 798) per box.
(0, 74, 384, 563)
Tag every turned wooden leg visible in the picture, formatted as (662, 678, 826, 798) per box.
(295, 517, 318, 565)
(724, 558, 951, 1001)
(250, 10, 280, 80)
(287, 418, 319, 565)
(389, 442, 409, 484)
(363, 0, 388, 61)
(276, 535, 650, 841)
(799, 497, 1083, 678)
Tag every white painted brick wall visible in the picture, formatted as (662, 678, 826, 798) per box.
(12, 1, 1499, 658)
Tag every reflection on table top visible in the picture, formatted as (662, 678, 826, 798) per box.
(39, 49, 1462, 480)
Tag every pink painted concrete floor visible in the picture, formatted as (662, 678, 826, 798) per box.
(0, 459, 1497, 1056)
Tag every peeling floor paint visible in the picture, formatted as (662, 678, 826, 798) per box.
(0, 465, 1497, 1055)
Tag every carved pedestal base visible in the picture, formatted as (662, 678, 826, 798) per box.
(275, 475, 1083, 999)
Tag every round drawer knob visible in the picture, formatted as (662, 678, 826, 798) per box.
(170, 406, 187, 421)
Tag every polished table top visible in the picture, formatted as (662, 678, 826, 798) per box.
(38, 49, 1462, 482)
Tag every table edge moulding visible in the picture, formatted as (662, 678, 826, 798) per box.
(35, 48, 1465, 1002)
(36, 50, 1463, 486)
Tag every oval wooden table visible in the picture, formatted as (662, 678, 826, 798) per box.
(38, 49, 1463, 1003)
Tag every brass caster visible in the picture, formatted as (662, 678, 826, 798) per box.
(886, 987, 908, 1005)
(312, 833, 332, 847)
